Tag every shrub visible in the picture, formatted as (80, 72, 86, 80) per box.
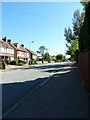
(29, 59, 37, 65)
(31, 59, 34, 65)
(18, 62, 24, 66)
(0, 62, 5, 69)
(33, 59, 38, 64)
(18, 60, 25, 64)
(10, 59, 18, 65)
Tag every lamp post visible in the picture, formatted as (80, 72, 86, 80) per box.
(29, 40, 34, 65)
(30, 40, 34, 50)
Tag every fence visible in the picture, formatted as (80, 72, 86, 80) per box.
(77, 50, 90, 93)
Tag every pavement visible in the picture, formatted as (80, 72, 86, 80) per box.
(2, 65, 88, 119)
(0, 63, 51, 72)
(0, 62, 74, 72)
(0, 65, 30, 72)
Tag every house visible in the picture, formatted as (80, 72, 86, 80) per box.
(25, 48, 37, 60)
(8, 39, 30, 64)
(0, 37, 14, 63)
(0, 37, 37, 65)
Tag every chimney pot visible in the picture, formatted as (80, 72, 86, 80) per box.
(21, 44, 24, 47)
(7, 39, 11, 43)
(14, 43, 18, 47)
(2, 37, 7, 42)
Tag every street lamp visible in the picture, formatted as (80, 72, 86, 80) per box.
(30, 40, 34, 50)
(29, 40, 34, 65)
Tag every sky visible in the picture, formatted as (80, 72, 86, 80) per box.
(1, 2, 83, 56)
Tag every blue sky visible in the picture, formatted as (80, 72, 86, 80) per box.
(2, 2, 83, 56)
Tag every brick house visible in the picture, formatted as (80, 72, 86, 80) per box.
(8, 40, 30, 64)
(0, 38, 14, 62)
(25, 48, 37, 60)
(0, 37, 37, 64)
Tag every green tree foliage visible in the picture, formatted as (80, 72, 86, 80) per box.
(64, 27, 75, 43)
(72, 9, 84, 37)
(36, 46, 47, 57)
(43, 52, 51, 63)
(67, 40, 79, 61)
(64, 9, 84, 61)
(79, 1, 90, 51)
(36, 46, 48, 64)
(80, 0, 89, 10)
(56, 54, 65, 62)
(0, 62, 5, 69)
(51, 55, 56, 62)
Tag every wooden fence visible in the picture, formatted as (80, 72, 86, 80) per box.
(77, 50, 90, 93)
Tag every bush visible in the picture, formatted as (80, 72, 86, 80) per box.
(18, 60, 26, 64)
(43, 53, 51, 63)
(29, 59, 38, 65)
(31, 59, 34, 65)
(0, 62, 5, 69)
(10, 59, 18, 65)
(10, 59, 26, 65)
(18, 60, 26, 65)
(18, 62, 24, 66)
(34, 60, 38, 64)
(56, 54, 65, 62)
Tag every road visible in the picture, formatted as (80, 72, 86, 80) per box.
(1, 62, 73, 114)
(1, 62, 73, 84)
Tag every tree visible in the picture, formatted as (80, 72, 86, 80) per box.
(43, 52, 51, 63)
(80, 1, 89, 10)
(72, 9, 84, 37)
(79, 1, 90, 51)
(56, 54, 65, 62)
(64, 9, 84, 61)
(51, 55, 56, 62)
(66, 40, 79, 61)
(36, 46, 47, 57)
(36, 46, 47, 64)
(64, 27, 75, 43)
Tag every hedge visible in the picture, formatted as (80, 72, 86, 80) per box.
(79, 2, 90, 52)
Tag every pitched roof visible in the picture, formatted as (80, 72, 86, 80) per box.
(25, 48, 37, 55)
(18, 45, 28, 52)
(8, 42, 17, 50)
(9, 43, 28, 52)
(0, 40, 14, 49)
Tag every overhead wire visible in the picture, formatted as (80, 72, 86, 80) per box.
(2, 5, 60, 21)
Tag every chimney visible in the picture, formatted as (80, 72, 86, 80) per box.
(2, 37, 7, 42)
(14, 43, 18, 47)
(21, 44, 24, 48)
(7, 39, 11, 43)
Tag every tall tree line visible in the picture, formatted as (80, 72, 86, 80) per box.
(79, 1, 90, 52)
(64, 2, 85, 61)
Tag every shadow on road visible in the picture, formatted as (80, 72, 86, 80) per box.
(23, 62, 74, 71)
(2, 77, 48, 114)
(2, 63, 77, 115)
(23, 64, 63, 70)
(43, 66, 77, 73)
(2, 67, 88, 118)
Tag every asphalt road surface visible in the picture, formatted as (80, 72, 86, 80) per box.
(1, 62, 88, 118)
(1, 62, 73, 114)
